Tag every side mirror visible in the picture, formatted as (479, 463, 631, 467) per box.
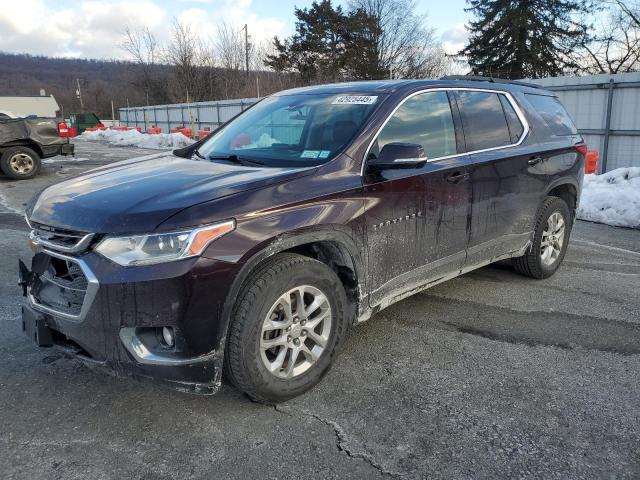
(368, 143, 427, 170)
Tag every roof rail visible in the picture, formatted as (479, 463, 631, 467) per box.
(439, 75, 543, 89)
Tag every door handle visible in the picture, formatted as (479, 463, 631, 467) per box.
(445, 171, 470, 184)
(528, 156, 544, 166)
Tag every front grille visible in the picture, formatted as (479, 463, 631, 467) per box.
(28, 222, 94, 253)
(32, 255, 89, 317)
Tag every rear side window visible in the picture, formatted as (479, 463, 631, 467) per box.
(456, 91, 513, 151)
(525, 94, 578, 135)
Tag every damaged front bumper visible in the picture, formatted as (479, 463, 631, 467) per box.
(18, 247, 232, 395)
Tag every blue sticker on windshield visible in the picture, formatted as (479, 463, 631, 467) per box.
(301, 150, 320, 159)
(318, 150, 331, 158)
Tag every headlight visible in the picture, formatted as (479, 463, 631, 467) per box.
(95, 219, 235, 266)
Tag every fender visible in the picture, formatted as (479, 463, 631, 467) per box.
(206, 224, 367, 355)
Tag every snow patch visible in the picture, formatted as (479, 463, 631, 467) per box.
(76, 129, 195, 150)
(43, 156, 90, 164)
(577, 167, 640, 229)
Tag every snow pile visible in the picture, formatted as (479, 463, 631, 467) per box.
(76, 129, 195, 150)
(577, 167, 640, 228)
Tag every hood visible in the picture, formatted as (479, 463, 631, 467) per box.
(28, 153, 314, 234)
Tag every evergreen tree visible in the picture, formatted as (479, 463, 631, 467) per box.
(460, 0, 590, 79)
(265, 0, 381, 82)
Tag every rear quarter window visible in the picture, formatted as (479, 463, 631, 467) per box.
(525, 94, 578, 136)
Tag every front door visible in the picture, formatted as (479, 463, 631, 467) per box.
(362, 90, 472, 307)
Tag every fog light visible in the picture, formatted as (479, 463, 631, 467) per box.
(162, 327, 175, 347)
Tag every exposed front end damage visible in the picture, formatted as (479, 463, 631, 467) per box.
(19, 223, 234, 395)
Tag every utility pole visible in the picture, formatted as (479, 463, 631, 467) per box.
(111, 100, 115, 124)
(75, 78, 84, 111)
(242, 24, 249, 77)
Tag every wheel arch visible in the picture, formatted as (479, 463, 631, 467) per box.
(546, 180, 578, 220)
(217, 226, 365, 352)
(0, 141, 44, 158)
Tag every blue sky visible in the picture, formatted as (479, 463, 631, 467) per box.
(1, 0, 471, 59)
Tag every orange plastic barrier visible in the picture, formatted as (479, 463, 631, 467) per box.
(170, 127, 193, 138)
(146, 127, 162, 134)
(585, 150, 600, 174)
(197, 128, 212, 140)
(111, 126, 141, 132)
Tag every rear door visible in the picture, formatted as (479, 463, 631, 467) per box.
(452, 89, 539, 267)
(363, 90, 471, 306)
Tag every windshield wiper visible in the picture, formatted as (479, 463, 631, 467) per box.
(193, 148, 205, 160)
(208, 154, 264, 166)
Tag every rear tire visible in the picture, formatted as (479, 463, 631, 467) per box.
(0, 146, 41, 179)
(512, 196, 571, 279)
(224, 253, 349, 404)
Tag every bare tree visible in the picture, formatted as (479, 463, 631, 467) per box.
(348, 0, 451, 78)
(572, 2, 640, 73)
(121, 27, 169, 104)
(614, 0, 640, 28)
(163, 20, 219, 102)
(215, 22, 246, 72)
(584, 13, 640, 73)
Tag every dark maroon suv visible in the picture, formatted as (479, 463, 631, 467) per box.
(19, 78, 584, 402)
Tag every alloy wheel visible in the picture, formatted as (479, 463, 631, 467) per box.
(540, 211, 565, 266)
(259, 285, 332, 379)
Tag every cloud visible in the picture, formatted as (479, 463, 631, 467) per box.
(441, 23, 469, 55)
(175, 1, 285, 47)
(0, 0, 166, 58)
(0, 0, 284, 59)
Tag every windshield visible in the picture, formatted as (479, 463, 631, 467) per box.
(197, 93, 383, 167)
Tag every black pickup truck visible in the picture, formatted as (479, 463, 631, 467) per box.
(0, 117, 74, 179)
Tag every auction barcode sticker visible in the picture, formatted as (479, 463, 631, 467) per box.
(332, 95, 378, 105)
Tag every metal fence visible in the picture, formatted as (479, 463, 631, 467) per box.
(120, 73, 640, 173)
(119, 97, 260, 133)
(528, 72, 640, 172)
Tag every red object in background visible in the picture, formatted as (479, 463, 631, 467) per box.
(585, 150, 600, 174)
(147, 127, 162, 134)
(57, 122, 78, 138)
(197, 128, 211, 140)
(170, 127, 193, 138)
(231, 133, 251, 148)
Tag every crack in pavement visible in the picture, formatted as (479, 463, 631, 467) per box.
(273, 404, 405, 478)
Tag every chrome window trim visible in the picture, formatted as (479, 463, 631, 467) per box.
(360, 87, 530, 176)
(28, 249, 99, 322)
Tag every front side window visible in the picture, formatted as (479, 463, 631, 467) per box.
(371, 91, 456, 161)
(198, 93, 382, 167)
(456, 91, 514, 151)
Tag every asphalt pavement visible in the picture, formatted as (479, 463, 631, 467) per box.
(0, 142, 638, 479)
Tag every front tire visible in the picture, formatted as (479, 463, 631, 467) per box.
(0, 146, 41, 179)
(512, 196, 572, 279)
(224, 253, 349, 403)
